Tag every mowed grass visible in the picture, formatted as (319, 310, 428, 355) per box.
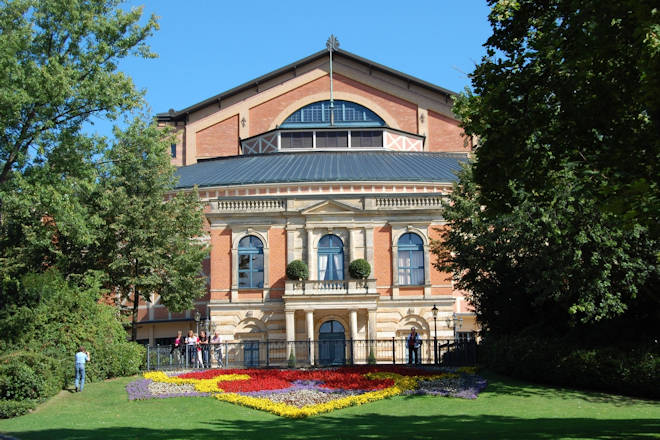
(0, 371, 658, 440)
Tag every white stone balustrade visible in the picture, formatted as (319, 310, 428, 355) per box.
(284, 279, 377, 296)
(213, 199, 286, 213)
(375, 196, 444, 209)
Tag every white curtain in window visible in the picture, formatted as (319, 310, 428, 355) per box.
(333, 254, 343, 279)
(411, 251, 424, 285)
(398, 269, 409, 285)
(319, 254, 328, 280)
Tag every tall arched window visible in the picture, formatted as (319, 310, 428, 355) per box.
(398, 233, 424, 285)
(238, 236, 264, 288)
(318, 234, 344, 280)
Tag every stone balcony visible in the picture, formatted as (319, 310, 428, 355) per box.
(284, 279, 377, 296)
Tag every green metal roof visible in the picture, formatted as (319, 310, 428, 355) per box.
(174, 151, 467, 189)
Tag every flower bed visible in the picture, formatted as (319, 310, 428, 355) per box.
(126, 366, 486, 417)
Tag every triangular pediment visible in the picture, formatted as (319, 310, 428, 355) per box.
(300, 199, 362, 215)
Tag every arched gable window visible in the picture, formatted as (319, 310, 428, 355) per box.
(398, 233, 424, 285)
(281, 100, 386, 127)
(318, 234, 344, 281)
(238, 236, 264, 288)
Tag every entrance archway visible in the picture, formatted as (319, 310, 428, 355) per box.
(318, 320, 346, 365)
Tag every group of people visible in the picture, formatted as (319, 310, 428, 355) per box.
(170, 329, 224, 368)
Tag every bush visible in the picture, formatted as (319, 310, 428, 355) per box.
(288, 350, 296, 368)
(0, 399, 36, 419)
(348, 259, 371, 279)
(479, 335, 660, 399)
(286, 260, 309, 281)
(0, 351, 64, 402)
(367, 348, 376, 365)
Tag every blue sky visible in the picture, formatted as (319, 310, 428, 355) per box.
(89, 1, 493, 137)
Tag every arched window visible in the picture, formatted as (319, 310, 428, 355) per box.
(398, 233, 424, 285)
(281, 100, 386, 127)
(238, 236, 264, 288)
(318, 234, 344, 280)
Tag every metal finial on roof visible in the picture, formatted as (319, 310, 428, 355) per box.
(326, 34, 340, 52)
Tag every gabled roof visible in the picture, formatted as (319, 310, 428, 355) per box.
(157, 49, 457, 123)
(174, 151, 467, 189)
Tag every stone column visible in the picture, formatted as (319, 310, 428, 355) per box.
(306, 310, 314, 365)
(368, 310, 377, 340)
(307, 229, 315, 280)
(349, 310, 358, 340)
(285, 310, 296, 358)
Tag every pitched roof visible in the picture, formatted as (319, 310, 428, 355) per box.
(157, 49, 457, 123)
(174, 151, 467, 189)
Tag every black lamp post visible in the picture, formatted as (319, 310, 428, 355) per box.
(194, 310, 201, 336)
(431, 304, 438, 365)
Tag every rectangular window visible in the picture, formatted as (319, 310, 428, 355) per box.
(456, 332, 475, 342)
(351, 131, 383, 148)
(281, 132, 313, 149)
(316, 131, 348, 148)
(170, 143, 177, 158)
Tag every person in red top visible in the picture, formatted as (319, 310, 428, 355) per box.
(170, 330, 184, 365)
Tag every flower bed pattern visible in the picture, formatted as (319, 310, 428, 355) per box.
(126, 366, 486, 418)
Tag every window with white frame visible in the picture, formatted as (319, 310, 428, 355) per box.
(318, 234, 344, 280)
(238, 236, 264, 288)
(397, 233, 424, 285)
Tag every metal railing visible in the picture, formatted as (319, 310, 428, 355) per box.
(143, 338, 476, 371)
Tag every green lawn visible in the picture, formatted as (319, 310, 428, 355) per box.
(0, 371, 658, 440)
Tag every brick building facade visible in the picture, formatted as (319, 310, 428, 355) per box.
(135, 45, 476, 364)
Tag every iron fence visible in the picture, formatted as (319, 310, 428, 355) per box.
(143, 338, 476, 371)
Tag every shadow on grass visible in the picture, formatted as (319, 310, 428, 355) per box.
(480, 371, 656, 406)
(6, 414, 660, 440)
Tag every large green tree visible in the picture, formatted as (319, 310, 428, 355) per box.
(434, 0, 659, 342)
(98, 118, 209, 341)
(0, 0, 157, 282)
(0, 0, 157, 185)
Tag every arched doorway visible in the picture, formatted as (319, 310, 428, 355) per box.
(318, 320, 346, 366)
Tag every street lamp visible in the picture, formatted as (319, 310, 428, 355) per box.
(431, 304, 438, 365)
(194, 310, 201, 336)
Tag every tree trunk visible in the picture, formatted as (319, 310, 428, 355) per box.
(131, 285, 139, 342)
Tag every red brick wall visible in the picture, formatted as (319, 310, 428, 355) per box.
(210, 228, 231, 300)
(249, 74, 418, 136)
(268, 228, 287, 299)
(429, 225, 454, 296)
(196, 115, 239, 158)
(427, 110, 469, 152)
(373, 225, 392, 297)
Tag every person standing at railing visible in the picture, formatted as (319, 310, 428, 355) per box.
(198, 330, 210, 368)
(407, 327, 422, 365)
(170, 330, 185, 365)
(74, 346, 90, 392)
(185, 329, 198, 367)
(210, 330, 223, 367)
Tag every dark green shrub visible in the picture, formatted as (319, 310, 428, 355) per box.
(479, 335, 660, 399)
(367, 347, 376, 365)
(348, 259, 371, 279)
(0, 399, 36, 419)
(0, 271, 145, 384)
(288, 350, 296, 368)
(286, 260, 309, 280)
(0, 351, 64, 401)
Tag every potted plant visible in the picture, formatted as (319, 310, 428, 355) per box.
(286, 260, 309, 281)
(348, 259, 371, 279)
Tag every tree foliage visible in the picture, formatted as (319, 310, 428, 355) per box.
(0, 0, 157, 185)
(98, 118, 209, 340)
(434, 0, 659, 343)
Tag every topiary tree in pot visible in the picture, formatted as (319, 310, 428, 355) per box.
(286, 260, 309, 281)
(348, 259, 371, 279)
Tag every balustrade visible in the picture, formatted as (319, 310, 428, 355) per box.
(285, 279, 377, 296)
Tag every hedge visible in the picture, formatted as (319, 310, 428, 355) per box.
(479, 335, 659, 399)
